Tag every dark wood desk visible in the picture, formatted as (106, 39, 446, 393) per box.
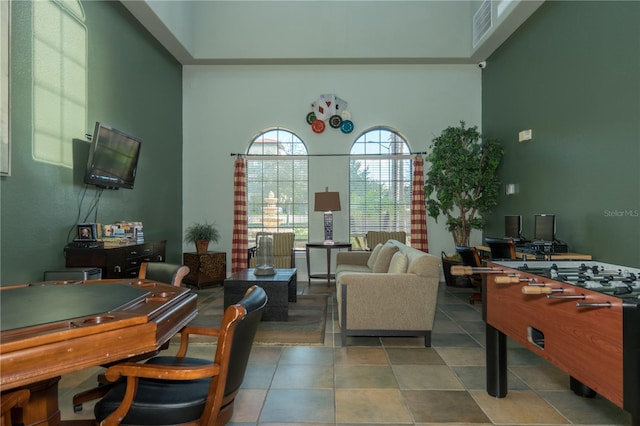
(305, 242, 352, 286)
(0, 279, 197, 426)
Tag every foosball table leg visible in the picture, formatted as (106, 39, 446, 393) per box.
(486, 324, 508, 398)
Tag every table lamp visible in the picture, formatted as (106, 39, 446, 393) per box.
(314, 188, 341, 245)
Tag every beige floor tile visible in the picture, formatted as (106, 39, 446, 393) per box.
(272, 364, 334, 388)
(334, 365, 398, 388)
(435, 347, 487, 366)
(334, 346, 389, 365)
(335, 389, 413, 423)
(470, 389, 570, 424)
(229, 388, 267, 423)
(394, 365, 465, 390)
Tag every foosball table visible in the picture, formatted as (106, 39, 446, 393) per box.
(455, 260, 639, 425)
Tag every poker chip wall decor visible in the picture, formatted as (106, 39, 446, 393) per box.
(307, 94, 355, 134)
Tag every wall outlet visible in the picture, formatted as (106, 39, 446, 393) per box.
(518, 129, 532, 142)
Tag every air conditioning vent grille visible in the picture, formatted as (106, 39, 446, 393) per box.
(473, 0, 493, 47)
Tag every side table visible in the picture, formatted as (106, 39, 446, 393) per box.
(183, 251, 226, 288)
(306, 242, 352, 286)
(224, 268, 297, 321)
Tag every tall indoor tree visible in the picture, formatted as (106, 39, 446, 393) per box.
(425, 121, 503, 247)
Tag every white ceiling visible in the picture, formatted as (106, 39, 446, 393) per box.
(121, 0, 544, 65)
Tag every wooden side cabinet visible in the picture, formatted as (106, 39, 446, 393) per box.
(183, 251, 226, 288)
(65, 241, 167, 279)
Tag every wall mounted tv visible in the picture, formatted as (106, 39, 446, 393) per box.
(84, 122, 142, 190)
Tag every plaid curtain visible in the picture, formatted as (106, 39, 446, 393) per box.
(411, 155, 429, 252)
(231, 157, 248, 272)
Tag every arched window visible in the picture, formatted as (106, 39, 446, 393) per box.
(33, 0, 87, 167)
(349, 127, 413, 248)
(246, 128, 309, 248)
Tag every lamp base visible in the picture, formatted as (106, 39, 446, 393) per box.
(324, 211, 334, 242)
(323, 240, 335, 245)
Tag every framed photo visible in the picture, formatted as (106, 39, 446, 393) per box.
(76, 223, 97, 241)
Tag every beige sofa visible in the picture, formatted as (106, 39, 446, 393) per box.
(335, 239, 441, 346)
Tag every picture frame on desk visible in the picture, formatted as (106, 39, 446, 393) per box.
(75, 223, 97, 241)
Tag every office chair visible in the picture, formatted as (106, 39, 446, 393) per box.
(138, 262, 190, 287)
(455, 246, 483, 304)
(75, 286, 267, 426)
(485, 237, 517, 260)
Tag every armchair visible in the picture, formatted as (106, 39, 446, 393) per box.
(249, 232, 296, 268)
(74, 285, 267, 426)
(365, 231, 407, 250)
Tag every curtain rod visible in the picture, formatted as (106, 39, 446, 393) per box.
(230, 152, 426, 157)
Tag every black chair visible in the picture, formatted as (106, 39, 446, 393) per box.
(73, 285, 267, 426)
(138, 262, 190, 287)
(455, 246, 483, 304)
(485, 237, 517, 260)
(72, 262, 192, 412)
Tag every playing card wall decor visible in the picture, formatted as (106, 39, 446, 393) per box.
(307, 94, 354, 134)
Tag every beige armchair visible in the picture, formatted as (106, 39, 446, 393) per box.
(366, 231, 407, 249)
(249, 232, 296, 268)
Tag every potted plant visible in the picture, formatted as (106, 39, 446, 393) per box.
(184, 222, 220, 253)
(425, 121, 503, 248)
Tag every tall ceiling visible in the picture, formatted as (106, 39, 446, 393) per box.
(121, 0, 544, 65)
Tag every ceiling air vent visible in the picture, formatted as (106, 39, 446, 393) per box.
(473, 0, 493, 47)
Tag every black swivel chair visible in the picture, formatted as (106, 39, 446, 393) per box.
(75, 285, 267, 426)
(485, 237, 517, 260)
(455, 246, 483, 304)
(138, 262, 190, 287)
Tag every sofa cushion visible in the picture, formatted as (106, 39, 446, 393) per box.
(388, 251, 408, 273)
(366, 243, 383, 270)
(372, 242, 399, 273)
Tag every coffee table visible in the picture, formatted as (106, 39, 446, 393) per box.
(223, 268, 297, 321)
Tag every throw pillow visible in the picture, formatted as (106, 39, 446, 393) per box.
(367, 243, 383, 270)
(388, 252, 409, 273)
(372, 242, 399, 273)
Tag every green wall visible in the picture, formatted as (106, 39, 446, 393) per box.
(0, 1, 183, 285)
(482, 1, 640, 266)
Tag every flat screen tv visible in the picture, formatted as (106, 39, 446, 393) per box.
(84, 122, 142, 190)
(504, 215, 522, 239)
(534, 214, 555, 241)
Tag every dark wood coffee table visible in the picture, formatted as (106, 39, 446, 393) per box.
(223, 268, 297, 321)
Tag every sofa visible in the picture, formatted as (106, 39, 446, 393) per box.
(335, 239, 441, 346)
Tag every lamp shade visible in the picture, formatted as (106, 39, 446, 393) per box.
(314, 191, 341, 212)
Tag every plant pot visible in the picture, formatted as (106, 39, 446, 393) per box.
(195, 239, 210, 253)
(441, 251, 471, 288)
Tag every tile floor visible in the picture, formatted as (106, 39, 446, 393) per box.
(58, 273, 632, 425)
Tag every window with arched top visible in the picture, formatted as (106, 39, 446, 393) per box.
(246, 128, 309, 248)
(349, 127, 413, 248)
(32, 0, 87, 168)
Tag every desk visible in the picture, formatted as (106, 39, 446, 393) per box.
(476, 245, 592, 260)
(0, 279, 197, 426)
(306, 242, 352, 286)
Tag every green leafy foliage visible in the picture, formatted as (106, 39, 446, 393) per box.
(424, 121, 503, 247)
(184, 222, 220, 244)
